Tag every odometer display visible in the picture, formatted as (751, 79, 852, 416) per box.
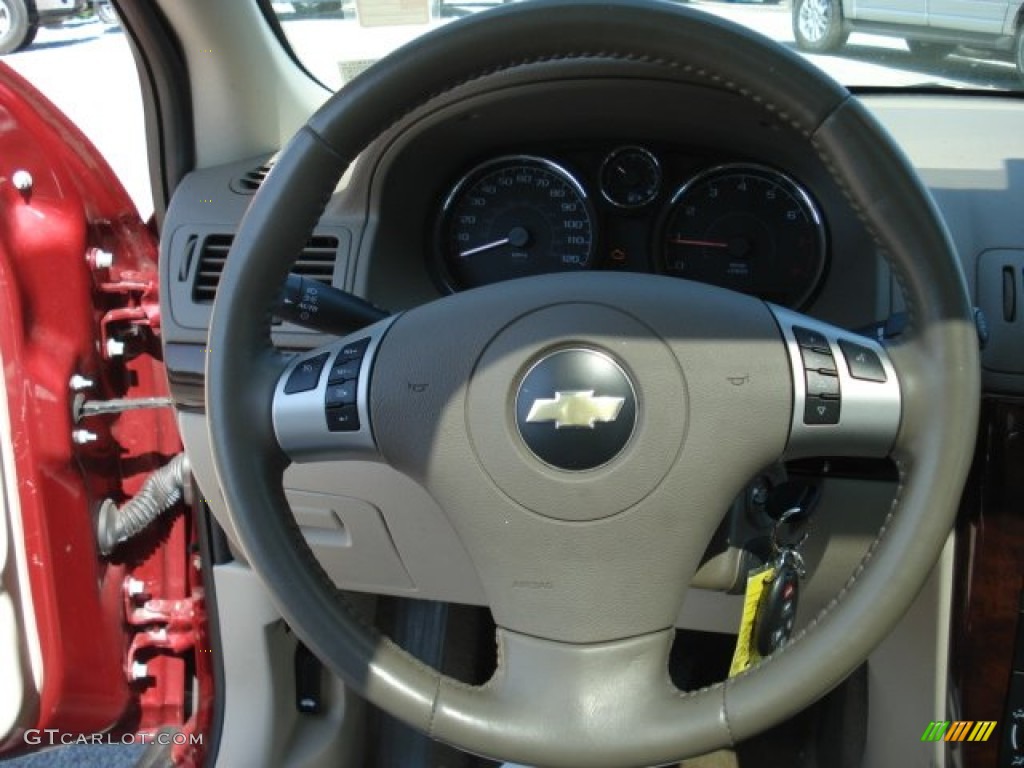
(659, 164, 827, 308)
(439, 156, 595, 289)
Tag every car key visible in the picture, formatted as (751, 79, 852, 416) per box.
(753, 504, 809, 657)
(730, 505, 811, 674)
(753, 549, 803, 656)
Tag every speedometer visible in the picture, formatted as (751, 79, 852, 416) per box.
(438, 156, 595, 290)
(658, 164, 828, 308)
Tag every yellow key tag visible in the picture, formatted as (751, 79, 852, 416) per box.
(729, 564, 776, 677)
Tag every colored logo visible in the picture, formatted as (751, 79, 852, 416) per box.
(515, 348, 637, 471)
(921, 720, 997, 742)
(525, 390, 625, 429)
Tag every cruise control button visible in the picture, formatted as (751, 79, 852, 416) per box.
(326, 405, 360, 432)
(338, 338, 370, 362)
(799, 346, 838, 374)
(792, 326, 829, 351)
(806, 369, 840, 398)
(804, 396, 841, 425)
(284, 353, 329, 394)
(325, 381, 357, 407)
(328, 358, 361, 384)
(838, 340, 887, 382)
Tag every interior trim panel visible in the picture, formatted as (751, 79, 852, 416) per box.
(158, 69, 1023, 650)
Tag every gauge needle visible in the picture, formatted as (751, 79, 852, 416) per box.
(669, 237, 730, 248)
(459, 226, 531, 258)
(459, 238, 510, 259)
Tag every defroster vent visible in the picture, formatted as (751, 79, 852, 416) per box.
(231, 160, 276, 194)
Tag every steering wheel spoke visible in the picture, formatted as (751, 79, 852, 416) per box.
(427, 471, 745, 644)
(272, 318, 395, 461)
(769, 305, 902, 460)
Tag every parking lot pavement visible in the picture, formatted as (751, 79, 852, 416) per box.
(5, 744, 143, 768)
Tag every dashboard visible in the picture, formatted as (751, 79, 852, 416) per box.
(428, 148, 827, 309)
(155, 58, 1024, 768)
(432, 149, 827, 308)
(160, 64, 1024, 403)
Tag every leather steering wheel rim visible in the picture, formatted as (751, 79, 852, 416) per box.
(206, 1, 980, 765)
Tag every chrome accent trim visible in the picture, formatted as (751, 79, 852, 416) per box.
(435, 154, 595, 293)
(598, 145, 661, 209)
(272, 316, 397, 462)
(660, 162, 828, 309)
(769, 305, 901, 459)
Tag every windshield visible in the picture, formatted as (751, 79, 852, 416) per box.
(271, 0, 1024, 92)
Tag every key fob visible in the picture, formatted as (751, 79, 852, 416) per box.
(753, 563, 800, 656)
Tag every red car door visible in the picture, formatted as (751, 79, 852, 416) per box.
(0, 61, 211, 765)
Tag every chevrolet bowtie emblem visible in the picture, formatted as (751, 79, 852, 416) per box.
(525, 390, 625, 429)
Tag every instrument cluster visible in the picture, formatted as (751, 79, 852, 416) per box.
(434, 146, 829, 309)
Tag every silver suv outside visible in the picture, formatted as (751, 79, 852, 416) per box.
(1, 0, 93, 55)
(792, 0, 1024, 77)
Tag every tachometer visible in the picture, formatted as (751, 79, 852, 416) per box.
(438, 156, 595, 290)
(659, 164, 827, 308)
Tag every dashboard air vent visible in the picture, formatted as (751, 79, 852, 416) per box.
(293, 235, 339, 284)
(232, 160, 276, 194)
(191, 234, 233, 303)
(191, 233, 339, 303)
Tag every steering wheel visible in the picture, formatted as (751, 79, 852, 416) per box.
(207, 1, 979, 765)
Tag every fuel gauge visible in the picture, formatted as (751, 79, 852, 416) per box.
(599, 146, 661, 209)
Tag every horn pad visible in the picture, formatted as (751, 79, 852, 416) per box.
(466, 303, 686, 522)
